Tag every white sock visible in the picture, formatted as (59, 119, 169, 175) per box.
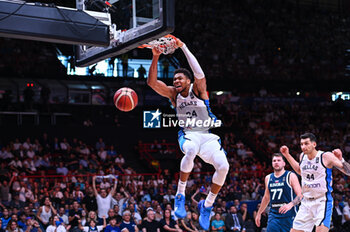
(176, 180, 187, 196)
(204, 191, 217, 208)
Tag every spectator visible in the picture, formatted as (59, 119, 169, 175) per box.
(107, 146, 117, 157)
(72, 186, 84, 203)
(52, 138, 60, 152)
(239, 203, 251, 222)
(111, 190, 129, 216)
(82, 187, 98, 213)
(162, 190, 174, 204)
(1, 208, 11, 229)
(179, 212, 195, 232)
(5, 220, 22, 232)
(211, 212, 225, 232)
(79, 216, 106, 232)
(96, 138, 105, 151)
(98, 148, 107, 162)
(343, 197, 350, 223)
(154, 205, 163, 222)
(56, 162, 68, 176)
(137, 65, 146, 78)
(140, 208, 161, 232)
(46, 216, 66, 232)
(332, 199, 344, 231)
(68, 201, 82, 232)
(92, 176, 117, 219)
(106, 210, 118, 225)
(58, 208, 69, 226)
(60, 139, 70, 151)
(188, 211, 202, 232)
(1, 176, 15, 207)
(127, 204, 141, 225)
(24, 218, 42, 232)
(159, 209, 181, 232)
(115, 155, 125, 167)
(86, 212, 98, 226)
(80, 211, 87, 227)
(17, 214, 26, 231)
(104, 217, 120, 232)
(121, 54, 128, 77)
(119, 210, 138, 232)
(36, 197, 57, 229)
(225, 206, 245, 232)
(13, 139, 21, 151)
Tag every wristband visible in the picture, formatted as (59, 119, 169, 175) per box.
(180, 43, 187, 50)
(342, 158, 345, 163)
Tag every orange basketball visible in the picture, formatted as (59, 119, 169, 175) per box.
(113, 87, 138, 112)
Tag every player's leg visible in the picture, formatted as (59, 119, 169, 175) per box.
(199, 135, 229, 204)
(175, 131, 200, 218)
(277, 217, 295, 232)
(314, 196, 332, 232)
(197, 135, 229, 230)
(292, 199, 314, 232)
(205, 150, 229, 205)
(266, 214, 292, 232)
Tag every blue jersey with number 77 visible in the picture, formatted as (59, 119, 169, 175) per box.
(268, 171, 297, 218)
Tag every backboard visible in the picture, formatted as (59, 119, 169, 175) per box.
(75, 0, 175, 67)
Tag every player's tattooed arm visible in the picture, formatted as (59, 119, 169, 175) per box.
(340, 159, 350, 176)
(329, 149, 350, 176)
(279, 195, 303, 214)
(292, 195, 303, 206)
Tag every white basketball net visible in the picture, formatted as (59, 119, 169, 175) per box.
(143, 35, 178, 55)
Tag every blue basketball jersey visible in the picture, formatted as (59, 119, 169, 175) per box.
(268, 171, 297, 218)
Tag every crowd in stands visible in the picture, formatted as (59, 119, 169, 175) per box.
(175, 0, 348, 80)
(1, 94, 350, 231)
(1, 88, 350, 232)
(0, 129, 272, 232)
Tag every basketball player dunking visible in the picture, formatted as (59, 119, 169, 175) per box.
(280, 132, 350, 232)
(147, 38, 229, 231)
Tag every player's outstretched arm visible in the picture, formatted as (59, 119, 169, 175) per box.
(280, 146, 301, 175)
(176, 38, 208, 100)
(255, 175, 270, 227)
(324, 149, 350, 176)
(279, 172, 303, 214)
(147, 48, 176, 101)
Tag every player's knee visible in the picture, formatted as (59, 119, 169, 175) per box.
(216, 161, 229, 179)
(182, 141, 198, 158)
(219, 160, 229, 176)
(180, 155, 194, 173)
(212, 160, 229, 186)
(213, 155, 229, 175)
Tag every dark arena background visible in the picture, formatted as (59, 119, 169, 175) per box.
(1, 0, 350, 232)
